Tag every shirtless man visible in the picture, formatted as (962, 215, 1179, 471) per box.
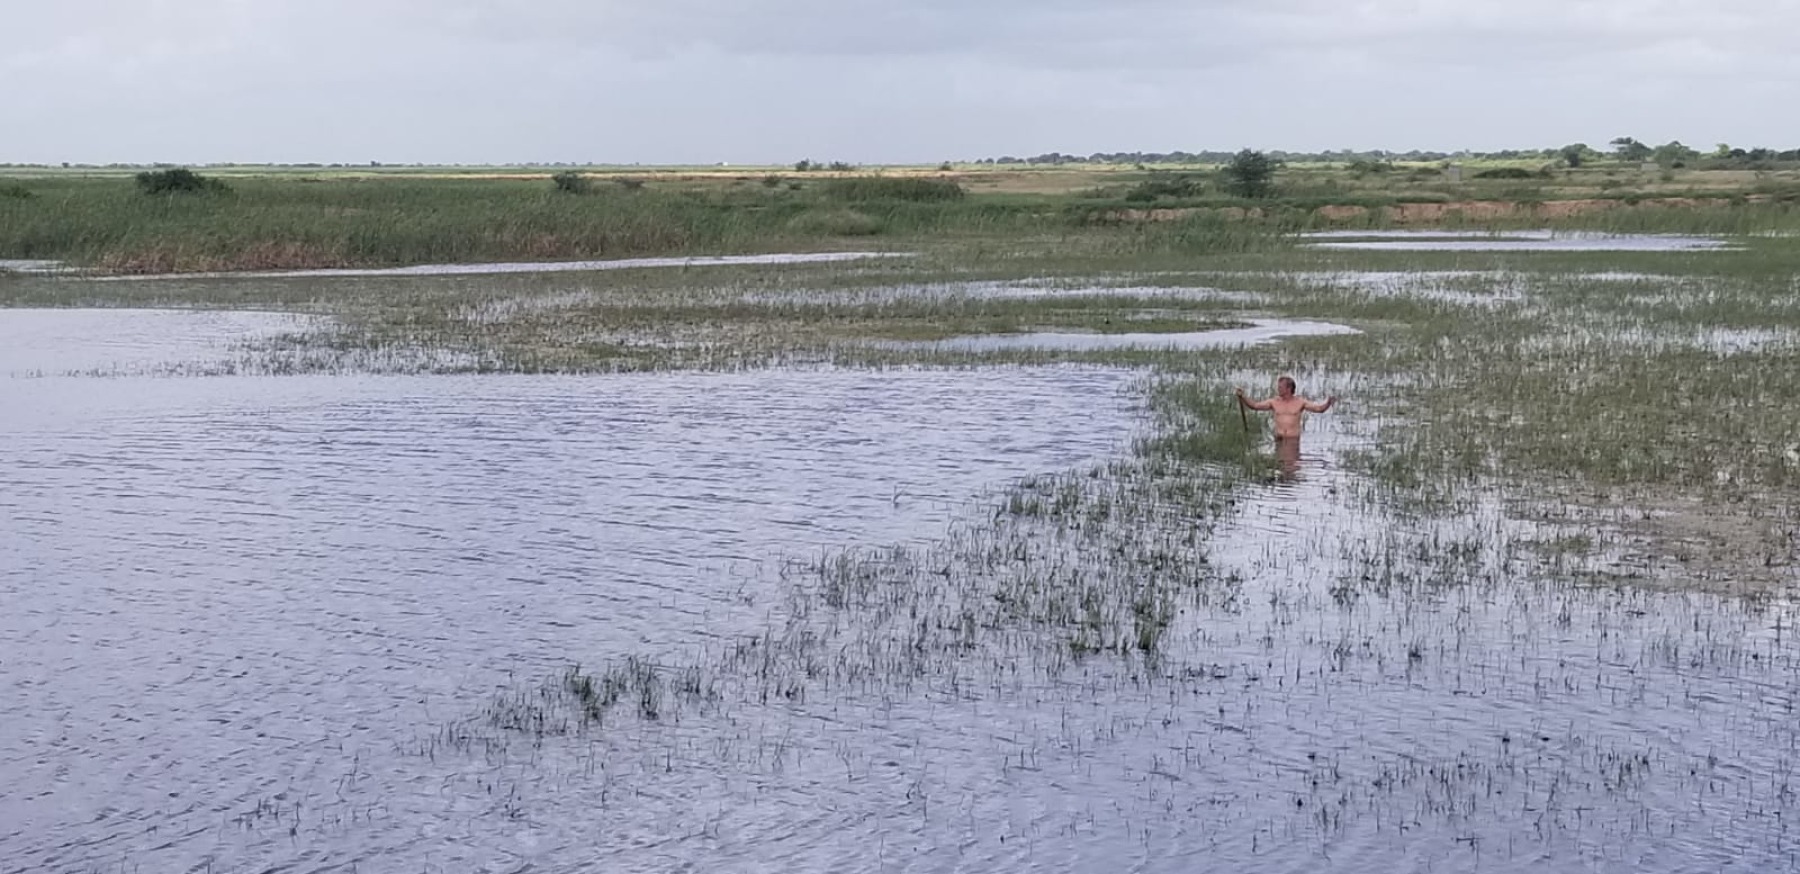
(1236, 376, 1337, 441)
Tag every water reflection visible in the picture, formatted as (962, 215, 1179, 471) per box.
(1275, 435, 1304, 483)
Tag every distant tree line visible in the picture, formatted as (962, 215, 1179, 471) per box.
(970, 142, 1800, 169)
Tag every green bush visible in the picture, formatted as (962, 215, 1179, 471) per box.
(1221, 149, 1280, 199)
(1472, 167, 1536, 180)
(0, 183, 34, 200)
(820, 177, 965, 202)
(135, 168, 230, 195)
(1123, 173, 1204, 202)
(550, 171, 592, 194)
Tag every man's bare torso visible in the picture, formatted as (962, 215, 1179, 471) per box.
(1238, 381, 1336, 440)
(1269, 396, 1312, 439)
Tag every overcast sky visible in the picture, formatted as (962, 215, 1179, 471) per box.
(5, 0, 1795, 165)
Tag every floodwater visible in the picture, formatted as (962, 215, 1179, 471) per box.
(0, 314, 1146, 873)
(0, 308, 318, 377)
(899, 318, 1360, 352)
(5, 299, 1798, 873)
(1300, 230, 1731, 252)
(0, 259, 68, 274)
(743, 280, 1271, 308)
(87, 251, 909, 281)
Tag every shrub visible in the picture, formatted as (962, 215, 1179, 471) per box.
(1221, 149, 1280, 198)
(612, 178, 646, 191)
(761, 174, 784, 188)
(820, 177, 965, 202)
(1348, 160, 1395, 176)
(0, 183, 34, 200)
(1123, 172, 1204, 202)
(1472, 167, 1535, 180)
(550, 171, 591, 194)
(135, 168, 230, 195)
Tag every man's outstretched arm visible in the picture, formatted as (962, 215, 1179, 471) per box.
(1236, 388, 1274, 411)
(1303, 396, 1338, 413)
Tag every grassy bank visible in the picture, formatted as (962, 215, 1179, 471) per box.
(0, 173, 1287, 273)
(6, 166, 1800, 273)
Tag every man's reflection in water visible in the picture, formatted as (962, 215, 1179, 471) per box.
(1275, 435, 1303, 483)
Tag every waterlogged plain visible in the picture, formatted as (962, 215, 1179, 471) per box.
(2, 233, 1798, 873)
(1299, 230, 1737, 252)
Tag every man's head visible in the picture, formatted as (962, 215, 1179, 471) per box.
(1277, 375, 1297, 398)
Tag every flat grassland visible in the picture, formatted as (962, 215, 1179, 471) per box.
(4, 160, 1799, 273)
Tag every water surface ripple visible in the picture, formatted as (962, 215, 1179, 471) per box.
(2, 361, 1140, 874)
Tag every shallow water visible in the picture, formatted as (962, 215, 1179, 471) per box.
(0, 308, 317, 376)
(1301, 231, 1730, 252)
(1, 358, 1144, 873)
(746, 280, 1270, 308)
(0, 258, 67, 274)
(6, 297, 1797, 874)
(898, 318, 1360, 352)
(327, 405, 1797, 874)
(1182, 414, 1800, 870)
(87, 251, 909, 281)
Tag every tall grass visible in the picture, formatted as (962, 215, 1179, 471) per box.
(8, 172, 1800, 274)
(0, 176, 1290, 272)
(819, 177, 965, 202)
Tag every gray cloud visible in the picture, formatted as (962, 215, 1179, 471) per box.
(3, 0, 1795, 164)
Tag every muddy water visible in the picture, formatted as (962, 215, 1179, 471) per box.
(0, 329, 1142, 873)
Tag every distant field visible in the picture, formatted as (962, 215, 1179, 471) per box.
(3, 160, 1798, 272)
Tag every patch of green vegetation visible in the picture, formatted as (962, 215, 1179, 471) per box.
(785, 208, 882, 236)
(0, 175, 1293, 272)
(1122, 172, 1206, 203)
(1472, 167, 1543, 180)
(1221, 149, 1281, 199)
(135, 167, 231, 196)
(549, 171, 592, 194)
(821, 177, 965, 202)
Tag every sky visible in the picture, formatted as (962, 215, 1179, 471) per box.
(4, 0, 1795, 165)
